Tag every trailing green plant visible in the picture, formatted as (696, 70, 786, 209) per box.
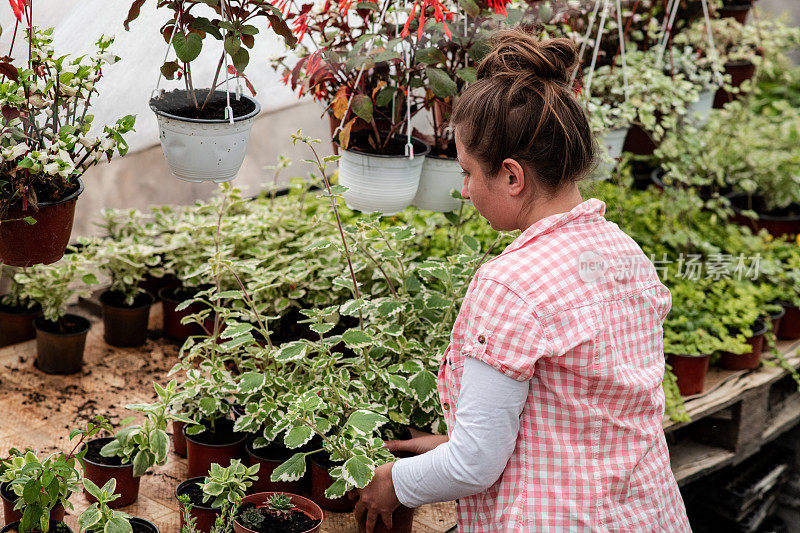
(78, 479, 132, 533)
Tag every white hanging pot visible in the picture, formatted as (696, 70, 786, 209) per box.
(594, 125, 630, 179)
(413, 155, 464, 212)
(150, 89, 260, 183)
(337, 136, 430, 215)
(686, 89, 716, 127)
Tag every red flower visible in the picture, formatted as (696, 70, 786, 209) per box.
(488, 0, 509, 17)
(8, 0, 27, 22)
(401, 0, 454, 40)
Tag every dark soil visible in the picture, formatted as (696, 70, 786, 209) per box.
(729, 194, 800, 219)
(100, 291, 154, 309)
(177, 480, 210, 508)
(84, 438, 127, 466)
(235, 502, 320, 533)
(130, 522, 156, 533)
(248, 440, 296, 462)
(160, 286, 198, 303)
(1, 481, 16, 502)
(150, 89, 256, 121)
(0, 302, 41, 315)
(186, 418, 245, 446)
(346, 131, 428, 157)
(35, 315, 90, 335)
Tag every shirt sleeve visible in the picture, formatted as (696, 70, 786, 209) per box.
(460, 277, 553, 381)
(392, 356, 529, 508)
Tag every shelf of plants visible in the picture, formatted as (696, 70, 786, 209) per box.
(2, 0, 800, 532)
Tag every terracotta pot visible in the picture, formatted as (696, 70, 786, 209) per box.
(176, 478, 220, 533)
(778, 304, 800, 340)
(233, 492, 323, 533)
(666, 354, 710, 396)
(719, 319, 768, 371)
(172, 420, 188, 457)
(184, 420, 247, 478)
(129, 517, 160, 533)
(309, 456, 354, 512)
(0, 521, 72, 533)
(0, 303, 41, 347)
(245, 440, 303, 495)
(101, 290, 155, 347)
(0, 178, 84, 267)
(727, 193, 800, 237)
(714, 60, 756, 108)
(718, 4, 751, 23)
(769, 306, 786, 338)
(81, 437, 140, 508)
(159, 286, 206, 342)
(622, 124, 657, 156)
(1, 481, 67, 525)
(34, 314, 90, 374)
(357, 505, 415, 533)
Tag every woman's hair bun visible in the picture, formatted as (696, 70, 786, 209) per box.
(476, 28, 579, 88)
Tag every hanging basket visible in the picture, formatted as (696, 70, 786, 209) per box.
(150, 89, 260, 183)
(686, 89, 716, 127)
(413, 155, 463, 213)
(336, 135, 430, 215)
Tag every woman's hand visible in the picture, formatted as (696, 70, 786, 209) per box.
(353, 462, 401, 533)
(384, 435, 449, 456)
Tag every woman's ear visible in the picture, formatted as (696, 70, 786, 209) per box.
(501, 158, 527, 197)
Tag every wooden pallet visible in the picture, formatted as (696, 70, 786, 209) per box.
(665, 339, 800, 486)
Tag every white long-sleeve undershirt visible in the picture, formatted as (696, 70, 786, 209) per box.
(391, 356, 530, 508)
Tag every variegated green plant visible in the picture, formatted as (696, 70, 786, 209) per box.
(78, 479, 132, 533)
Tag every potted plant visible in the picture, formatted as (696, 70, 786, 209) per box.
(124, 0, 295, 182)
(0, 21, 134, 266)
(715, 0, 754, 24)
(667, 46, 723, 127)
(0, 266, 41, 347)
(12, 255, 98, 374)
(175, 460, 258, 533)
(233, 493, 322, 533)
(79, 477, 162, 533)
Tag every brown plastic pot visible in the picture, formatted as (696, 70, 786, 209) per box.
(0, 303, 41, 347)
(718, 4, 751, 23)
(769, 306, 787, 338)
(0, 521, 72, 533)
(719, 319, 769, 371)
(81, 437, 140, 508)
(0, 179, 84, 267)
(309, 456, 355, 512)
(666, 354, 710, 396)
(34, 314, 90, 374)
(233, 492, 323, 533)
(129, 517, 160, 533)
(727, 193, 800, 237)
(778, 304, 800, 340)
(622, 124, 657, 156)
(138, 273, 179, 302)
(245, 439, 303, 495)
(159, 286, 206, 342)
(184, 420, 247, 478)
(101, 290, 155, 347)
(176, 478, 220, 533)
(172, 420, 188, 457)
(1, 481, 67, 525)
(357, 505, 415, 533)
(714, 60, 756, 108)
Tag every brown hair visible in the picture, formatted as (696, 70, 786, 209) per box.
(450, 28, 596, 193)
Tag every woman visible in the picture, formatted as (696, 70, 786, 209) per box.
(354, 29, 690, 532)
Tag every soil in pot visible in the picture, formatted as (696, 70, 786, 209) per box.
(185, 418, 247, 478)
(81, 437, 140, 508)
(778, 304, 800, 340)
(100, 290, 155, 347)
(34, 314, 90, 374)
(718, 320, 768, 371)
(159, 286, 207, 342)
(246, 440, 304, 494)
(129, 518, 160, 533)
(176, 478, 220, 533)
(667, 354, 710, 396)
(150, 89, 256, 121)
(356, 505, 415, 533)
(342, 131, 428, 157)
(0, 302, 41, 347)
(234, 501, 321, 533)
(309, 454, 354, 512)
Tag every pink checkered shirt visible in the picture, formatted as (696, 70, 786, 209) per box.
(438, 198, 690, 532)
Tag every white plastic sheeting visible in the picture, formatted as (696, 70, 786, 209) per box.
(0, 0, 301, 153)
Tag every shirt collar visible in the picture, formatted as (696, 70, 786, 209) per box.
(500, 198, 607, 256)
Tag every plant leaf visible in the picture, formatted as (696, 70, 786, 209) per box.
(342, 455, 375, 488)
(270, 452, 307, 482)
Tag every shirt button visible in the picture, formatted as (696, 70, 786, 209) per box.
(477, 335, 486, 344)
(443, 402, 450, 411)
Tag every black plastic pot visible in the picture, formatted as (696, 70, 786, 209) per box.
(100, 290, 155, 347)
(0, 521, 72, 533)
(0, 302, 41, 347)
(34, 314, 91, 374)
(130, 517, 160, 533)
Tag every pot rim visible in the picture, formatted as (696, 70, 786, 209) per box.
(0, 480, 16, 502)
(245, 438, 297, 463)
(724, 59, 755, 69)
(182, 422, 248, 448)
(33, 313, 91, 337)
(5, 178, 84, 214)
(336, 135, 431, 159)
(718, 4, 751, 11)
(129, 517, 160, 533)
(750, 318, 769, 337)
(149, 90, 261, 124)
(424, 152, 458, 162)
(666, 352, 711, 359)
(100, 290, 156, 311)
(80, 438, 134, 469)
(235, 492, 323, 533)
(725, 192, 800, 222)
(174, 477, 219, 511)
(768, 306, 787, 320)
(0, 521, 72, 533)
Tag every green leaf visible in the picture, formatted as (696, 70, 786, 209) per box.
(270, 452, 307, 482)
(224, 35, 240, 56)
(346, 410, 388, 436)
(78, 506, 101, 532)
(324, 478, 348, 499)
(83, 478, 103, 501)
(105, 516, 133, 533)
(199, 397, 217, 415)
(417, 47, 447, 65)
(173, 32, 203, 63)
(150, 428, 169, 464)
(461, 234, 480, 252)
(388, 375, 413, 395)
(306, 240, 332, 251)
(351, 95, 373, 123)
(458, 0, 480, 16)
(409, 370, 438, 402)
(23, 216, 36, 225)
(456, 67, 477, 83)
(82, 273, 99, 285)
(424, 292, 450, 310)
(100, 439, 122, 458)
(375, 86, 397, 108)
(377, 300, 404, 318)
(232, 47, 249, 72)
(132, 449, 152, 477)
(342, 455, 375, 488)
(340, 299, 366, 316)
(284, 426, 313, 449)
(237, 372, 266, 394)
(275, 341, 307, 362)
(426, 67, 457, 98)
(342, 329, 373, 348)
